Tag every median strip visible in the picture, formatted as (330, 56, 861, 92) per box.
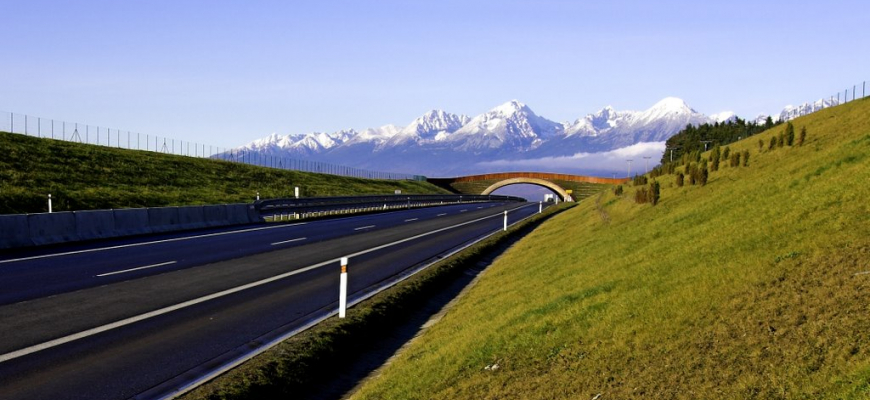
(96, 261, 178, 277)
(0, 204, 534, 364)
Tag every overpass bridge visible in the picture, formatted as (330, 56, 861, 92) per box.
(427, 172, 628, 202)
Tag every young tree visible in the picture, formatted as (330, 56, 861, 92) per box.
(722, 146, 731, 160)
(769, 136, 777, 150)
(798, 126, 807, 146)
(785, 122, 795, 146)
(676, 172, 684, 187)
(742, 150, 750, 167)
(650, 180, 661, 205)
(778, 132, 785, 147)
(710, 145, 721, 172)
(758, 139, 764, 152)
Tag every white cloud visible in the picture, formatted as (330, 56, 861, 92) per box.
(475, 141, 667, 175)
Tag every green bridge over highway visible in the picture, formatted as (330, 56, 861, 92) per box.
(427, 172, 628, 202)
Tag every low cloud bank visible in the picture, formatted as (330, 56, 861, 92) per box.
(475, 142, 667, 176)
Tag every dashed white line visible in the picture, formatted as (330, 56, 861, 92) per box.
(437, 213, 447, 217)
(354, 225, 376, 231)
(460, 209, 468, 213)
(96, 261, 177, 277)
(0, 202, 539, 364)
(404, 218, 419, 222)
(271, 237, 307, 246)
(0, 223, 308, 265)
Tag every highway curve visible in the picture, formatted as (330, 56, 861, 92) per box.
(0, 201, 546, 400)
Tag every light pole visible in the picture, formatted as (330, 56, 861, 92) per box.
(643, 156, 651, 174)
(626, 159, 633, 178)
(700, 140, 712, 152)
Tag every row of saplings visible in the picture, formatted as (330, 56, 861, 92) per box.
(615, 122, 807, 206)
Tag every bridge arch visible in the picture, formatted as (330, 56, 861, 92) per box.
(481, 177, 571, 201)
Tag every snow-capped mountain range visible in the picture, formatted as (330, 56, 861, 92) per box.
(227, 97, 813, 176)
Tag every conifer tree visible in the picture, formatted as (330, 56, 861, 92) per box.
(710, 146, 721, 172)
(742, 150, 750, 167)
(785, 122, 795, 146)
(798, 126, 806, 146)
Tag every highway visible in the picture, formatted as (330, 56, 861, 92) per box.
(0, 201, 546, 400)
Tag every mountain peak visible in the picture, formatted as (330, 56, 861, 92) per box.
(491, 100, 529, 116)
(649, 97, 693, 113)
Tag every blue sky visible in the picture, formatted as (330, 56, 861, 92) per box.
(2, 0, 868, 149)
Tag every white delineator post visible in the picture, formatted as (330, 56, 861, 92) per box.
(539, 201, 542, 214)
(294, 186, 299, 199)
(256, 191, 260, 201)
(339, 257, 349, 318)
(48, 194, 53, 213)
(503, 210, 508, 231)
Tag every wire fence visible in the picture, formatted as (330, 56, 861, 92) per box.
(780, 80, 867, 120)
(0, 112, 426, 181)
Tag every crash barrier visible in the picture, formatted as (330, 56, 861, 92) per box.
(256, 194, 525, 221)
(0, 203, 261, 250)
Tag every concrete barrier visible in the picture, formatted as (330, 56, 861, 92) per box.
(226, 204, 252, 225)
(29, 212, 79, 246)
(0, 214, 33, 249)
(75, 210, 116, 241)
(113, 208, 152, 237)
(148, 207, 181, 233)
(177, 206, 208, 230)
(202, 205, 228, 227)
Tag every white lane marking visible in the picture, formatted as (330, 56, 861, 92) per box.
(437, 213, 447, 216)
(460, 209, 467, 212)
(0, 203, 538, 364)
(96, 261, 177, 277)
(354, 225, 376, 231)
(477, 206, 483, 209)
(404, 218, 418, 222)
(271, 237, 307, 246)
(0, 223, 309, 265)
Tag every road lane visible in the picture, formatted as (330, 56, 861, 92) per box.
(0, 202, 510, 305)
(0, 201, 547, 400)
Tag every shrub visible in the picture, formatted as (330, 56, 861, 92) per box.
(676, 172, 684, 187)
(758, 139, 764, 152)
(614, 185, 623, 196)
(710, 146, 721, 172)
(730, 152, 740, 167)
(785, 122, 795, 146)
(650, 180, 660, 205)
(698, 162, 709, 186)
(687, 164, 696, 185)
(798, 126, 806, 146)
(742, 150, 750, 167)
(769, 136, 777, 150)
(722, 146, 730, 160)
(634, 187, 648, 204)
(778, 132, 784, 147)
(632, 175, 648, 186)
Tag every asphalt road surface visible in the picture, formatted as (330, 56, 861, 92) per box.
(0, 201, 546, 400)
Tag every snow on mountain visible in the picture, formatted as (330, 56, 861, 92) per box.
(449, 100, 563, 152)
(710, 111, 737, 123)
(226, 97, 734, 175)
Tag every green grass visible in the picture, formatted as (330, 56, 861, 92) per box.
(0, 132, 448, 214)
(351, 98, 870, 399)
(179, 203, 574, 400)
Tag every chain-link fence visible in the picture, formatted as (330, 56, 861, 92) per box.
(0, 112, 425, 181)
(780, 80, 867, 120)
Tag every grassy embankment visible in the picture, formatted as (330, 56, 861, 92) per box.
(352, 98, 870, 399)
(0, 131, 448, 214)
(180, 202, 574, 400)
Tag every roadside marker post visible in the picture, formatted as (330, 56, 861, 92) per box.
(503, 210, 508, 231)
(48, 194, 53, 213)
(339, 257, 349, 318)
(539, 201, 542, 214)
(294, 187, 299, 199)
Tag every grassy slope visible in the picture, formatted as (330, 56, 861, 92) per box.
(353, 98, 870, 399)
(0, 132, 448, 214)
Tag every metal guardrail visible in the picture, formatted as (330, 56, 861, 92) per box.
(255, 194, 524, 220)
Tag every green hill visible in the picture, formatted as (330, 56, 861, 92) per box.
(352, 98, 870, 399)
(0, 132, 448, 214)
